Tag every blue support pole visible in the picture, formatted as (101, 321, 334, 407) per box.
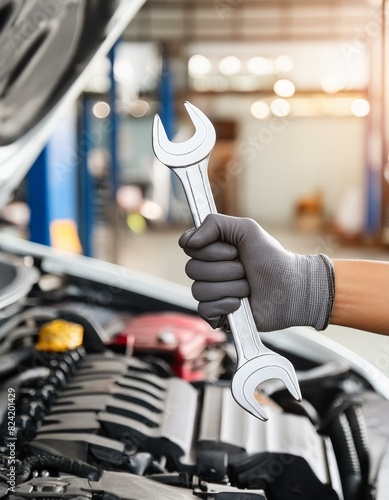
(109, 45, 119, 199)
(366, 166, 381, 234)
(28, 108, 79, 249)
(107, 44, 120, 262)
(27, 147, 51, 246)
(160, 48, 177, 220)
(78, 95, 95, 257)
(160, 51, 175, 141)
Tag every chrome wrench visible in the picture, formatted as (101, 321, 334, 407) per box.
(152, 102, 301, 420)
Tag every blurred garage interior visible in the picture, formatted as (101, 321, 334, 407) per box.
(2, 0, 389, 376)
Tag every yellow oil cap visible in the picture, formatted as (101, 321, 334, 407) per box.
(36, 319, 84, 352)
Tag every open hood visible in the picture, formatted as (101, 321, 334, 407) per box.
(0, 0, 145, 209)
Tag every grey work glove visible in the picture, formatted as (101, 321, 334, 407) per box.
(179, 214, 335, 332)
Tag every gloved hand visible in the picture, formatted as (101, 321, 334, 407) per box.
(179, 214, 335, 332)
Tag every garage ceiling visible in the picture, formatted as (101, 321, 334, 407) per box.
(125, 0, 383, 44)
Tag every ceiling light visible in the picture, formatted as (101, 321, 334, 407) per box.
(114, 60, 134, 83)
(218, 56, 242, 75)
(274, 79, 295, 97)
(140, 200, 163, 220)
(270, 99, 291, 117)
(188, 54, 212, 76)
(321, 75, 343, 94)
(129, 100, 150, 118)
(275, 55, 293, 73)
(247, 56, 274, 75)
(92, 102, 110, 119)
(351, 98, 370, 117)
(250, 101, 270, 120)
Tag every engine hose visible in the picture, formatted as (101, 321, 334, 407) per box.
(16, 455, 100, 485)
(0, 346, 34, 377)
(345, 403, 370, 486)
(324, 410, 363, 500)
(1, 367, 51, 427)
(0, 307, 58, 342)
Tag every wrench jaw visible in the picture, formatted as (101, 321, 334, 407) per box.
(152, 102, 216, 168)
(231, 375, 269, 421)
(231, 354, 302, 421)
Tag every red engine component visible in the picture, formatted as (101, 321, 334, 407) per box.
(118, 312, 226, 381)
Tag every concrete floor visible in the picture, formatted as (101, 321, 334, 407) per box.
(94, 221, 389, 379)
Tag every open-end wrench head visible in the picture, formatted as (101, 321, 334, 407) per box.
(231, 353, 302, 421)
(152, 102, 216, 167)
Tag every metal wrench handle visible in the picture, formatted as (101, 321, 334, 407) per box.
(172, 160, 272, 367)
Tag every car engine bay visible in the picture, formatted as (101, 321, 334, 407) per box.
(1, 248, 389, 500)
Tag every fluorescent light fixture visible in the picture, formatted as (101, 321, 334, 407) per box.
(250, 100, 270, 119)
(129, 100, 150, 117)
(270, 98, 291, 117)
(247, 56, 274, 75)
(351, 98, 370, 117)
(140, 200, 163, 220)
(218, 56, 242, 75)
(92, 101, 110, 119)
(188, 54, 212, 76)
(114, 60, 134, 83)
(321, 75, 343, 94)
(274, 79, 295, 97)
(275, 55, 293, 73)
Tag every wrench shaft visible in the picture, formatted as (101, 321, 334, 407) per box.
(173, 162, 217, 227)
(171, 159, 271, 365)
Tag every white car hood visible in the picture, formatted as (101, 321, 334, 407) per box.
(0, 0, 145, 209)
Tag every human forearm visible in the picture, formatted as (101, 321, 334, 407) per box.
(331, 259, 389, 335)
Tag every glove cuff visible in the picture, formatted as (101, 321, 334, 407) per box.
(312, 254, 335, 330)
